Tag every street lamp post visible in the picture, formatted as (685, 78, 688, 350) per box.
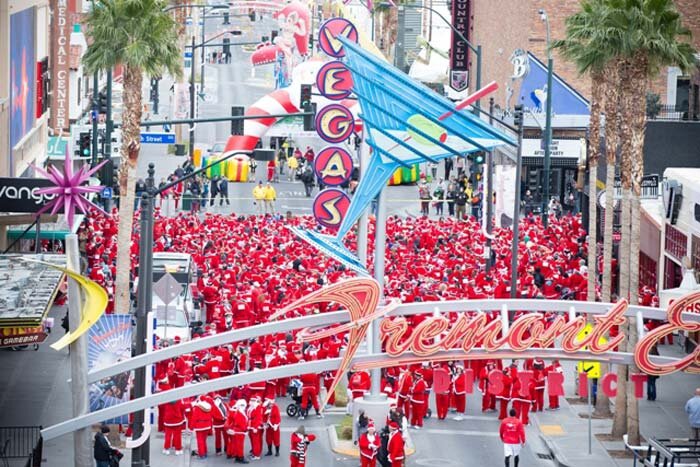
(540, 9, 554, 227)
(187, 30, 239, 161)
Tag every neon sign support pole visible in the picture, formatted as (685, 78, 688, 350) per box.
(357, 138, 369, 266)
(370, 187, 388, 397)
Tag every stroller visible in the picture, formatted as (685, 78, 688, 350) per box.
(286, 379, 304, 417)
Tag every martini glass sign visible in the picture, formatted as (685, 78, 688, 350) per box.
(310, 18, 359, 230)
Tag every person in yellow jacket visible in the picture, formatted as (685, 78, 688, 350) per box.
(287, 155, 299, 181)
(263, 182, 277, 214)
(252, 181, 266, 215)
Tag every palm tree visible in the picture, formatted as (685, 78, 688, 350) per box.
(83, 0, 182, 315)
(553, 0, 617, 418)
(610, 0, 698, 445)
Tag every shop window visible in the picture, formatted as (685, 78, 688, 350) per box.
(664, 257, 683, 289)
(693, 235, 700, 283)
(639, 252, 657, 290)
(665, 224, 687, 261)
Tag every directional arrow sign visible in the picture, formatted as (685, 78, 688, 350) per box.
(153, 273, 183, 305)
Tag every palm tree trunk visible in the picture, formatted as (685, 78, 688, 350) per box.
(587, 71, 603, 302)
(114, 64, 144, 315)
(625, 58, 648, 447)
(601, 61, 620, 303)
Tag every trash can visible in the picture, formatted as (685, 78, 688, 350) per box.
(174, 144, 186, 156)
(181, 190, 193, 211)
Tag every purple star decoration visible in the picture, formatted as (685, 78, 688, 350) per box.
(32, 151, 109, 230)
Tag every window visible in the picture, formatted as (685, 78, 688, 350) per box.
(639, 252, 657, 290)
(693, 235, 700, 283)
(665, 224, 687, 261)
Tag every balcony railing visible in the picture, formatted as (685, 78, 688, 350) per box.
(647, 104, 699, 121)
(0, 426, 43, 467)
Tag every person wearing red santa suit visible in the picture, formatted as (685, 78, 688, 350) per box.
(190, 395, 213, 459)
(497, 367, 514, 420)
(532, 358, 546, 412)
(358, 421, 381, 467)
(201, 278, 219, 324)
(156, 376, 171, 432)
(162, 398, 186, 455)
(247, 396, 264, 460)
(452, 364, 469, 414)
(299, 367, 322, 419)
(510, 367, 532, 426)
(224, 399, 249, 463)
(322, 371, 337, 406)
(545, 359, 563, 410)
(500, 409, 526, 467)
(396, 368, 413, 422)
(263, 398, 282, 457)
(387, 421, 405, 467)
(409, 371, 428, 428)
(210, 395, 228, 457)
(289, 425, 316, 467)
(434, 365, 451, 420)
(348, 370, 371, 401)
(479, 361, 497, 412)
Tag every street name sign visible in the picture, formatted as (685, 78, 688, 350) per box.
(140, 133, 176, 144)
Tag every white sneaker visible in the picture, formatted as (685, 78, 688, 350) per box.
(316, 413, 324, 419)
(175, 450, 183, 456)
(251, 455, 260, 460)
(162, 449, 170, 455)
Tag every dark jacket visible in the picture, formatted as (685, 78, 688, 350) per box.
(94, 432, 113, 461)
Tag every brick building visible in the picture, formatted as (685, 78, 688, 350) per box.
(468, 0, 700, 117)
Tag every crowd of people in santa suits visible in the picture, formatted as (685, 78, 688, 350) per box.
(76, 208, 664, 465)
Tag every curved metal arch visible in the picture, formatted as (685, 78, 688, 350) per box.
(44, 346, 686, 441)
(88, 299, 699, 383)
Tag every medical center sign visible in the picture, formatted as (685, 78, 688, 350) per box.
(272, 278, 700, 407)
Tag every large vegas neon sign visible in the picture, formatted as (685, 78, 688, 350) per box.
(270, 278, 700, 406)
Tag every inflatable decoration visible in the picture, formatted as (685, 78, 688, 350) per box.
(251, 1, 310, 88)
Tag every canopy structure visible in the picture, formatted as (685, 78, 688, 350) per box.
(292, 37, 515, 274)
(0, 254, 65, 328)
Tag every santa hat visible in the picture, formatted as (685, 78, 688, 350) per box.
(367, 420, 376, 431)
(388, 421, 399, 430)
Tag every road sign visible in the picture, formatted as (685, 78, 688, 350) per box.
(153, 273, 183, 306)
(140, 133, 176, 144)
(101, 187, 113, 199)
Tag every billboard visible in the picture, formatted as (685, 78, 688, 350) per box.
(87, 315, 133, 424)
(0, 177, 55, 213)
(10, 8, 36, 149)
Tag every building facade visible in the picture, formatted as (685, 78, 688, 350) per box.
(0, 0, 51, 178)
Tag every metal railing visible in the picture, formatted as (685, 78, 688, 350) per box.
(0, 426, 42, 467)
(648, 104, 699, 121)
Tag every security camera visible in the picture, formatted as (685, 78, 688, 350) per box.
(538, 9, 547, 21)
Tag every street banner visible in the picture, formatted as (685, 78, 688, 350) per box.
(87, 315, 133, 424)
(495, 165, 516, 228)
(0, 326, 48, 348)
(450, 0, 470, 91)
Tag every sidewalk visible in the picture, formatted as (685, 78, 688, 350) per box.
(534, 341, 697, 467)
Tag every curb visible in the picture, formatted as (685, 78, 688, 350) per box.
(539, 434, 572, 467)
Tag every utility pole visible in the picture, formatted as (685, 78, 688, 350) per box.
(67, 233, 91, 467)
(510, 105, 525, 299)
(131, 164, 155, 466)
(189, 35, 196, 162)
(485, 97, 495, 272)
(105, 69, 113, 161)
(91, 73, 99, 167)
(540, 9, 554, 227)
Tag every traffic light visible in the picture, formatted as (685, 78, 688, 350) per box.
(223, 12, 230, 24)
(231, 106, 244, 135)
(473, 152, 485, 164)
(303, 102, 316, 132)
(249, 11, 256, 21)
(97, 92, 108, 114)
(513, 104, 524, 128)
(300, 84, 312, 108)
(271, 30, 278, 42)
(77, 132, 91, 158)
(222, 37, 231, 55)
